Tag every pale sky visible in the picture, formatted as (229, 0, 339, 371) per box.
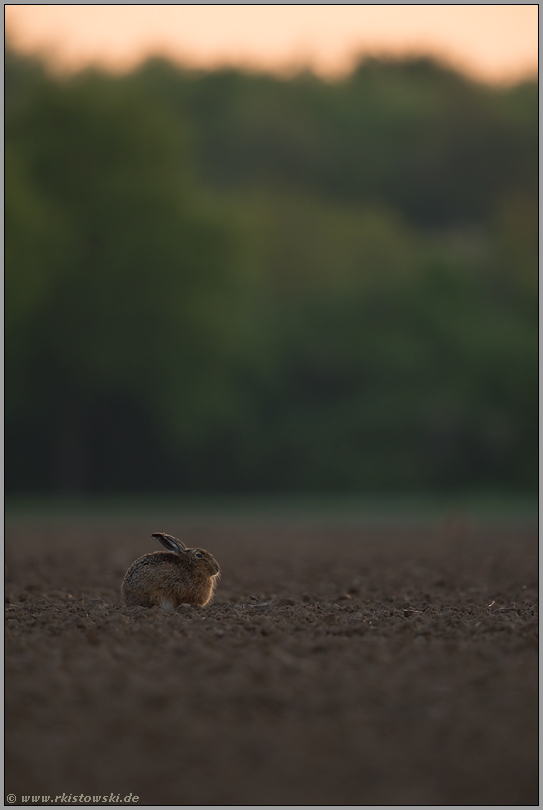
(5, 5, 539, 84)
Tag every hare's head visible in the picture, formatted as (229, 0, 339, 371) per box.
(152, 532, 220, 578)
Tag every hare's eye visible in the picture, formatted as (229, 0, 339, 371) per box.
(194, 552, 204, 559)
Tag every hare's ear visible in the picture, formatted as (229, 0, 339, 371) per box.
(152, 533, 187, 555)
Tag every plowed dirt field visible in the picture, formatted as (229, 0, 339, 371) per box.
(5, 513, 538, 806)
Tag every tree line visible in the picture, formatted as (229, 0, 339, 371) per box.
(5, 49, 537, 494)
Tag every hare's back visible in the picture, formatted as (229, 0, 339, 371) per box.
(122, 550, 188, 587)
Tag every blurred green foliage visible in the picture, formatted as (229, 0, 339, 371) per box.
(5, 49, 537, 494)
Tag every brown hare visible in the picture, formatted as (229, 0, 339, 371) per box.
(121, 532, 220, 610)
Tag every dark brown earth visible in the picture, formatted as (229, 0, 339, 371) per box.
(5, 513, 538, 806)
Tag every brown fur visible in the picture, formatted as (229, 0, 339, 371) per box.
(121, 536, 220, 608)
